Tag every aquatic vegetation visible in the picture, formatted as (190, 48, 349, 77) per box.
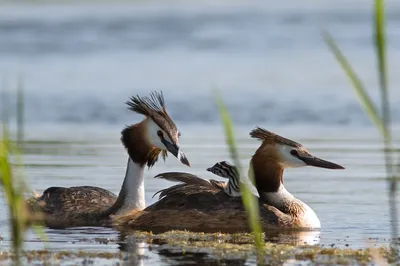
(0, 231, 394, 265)
(0, 250, 124, 266)
(123, 230, 396, 265)
(324, 0, 398, 262)
(0, 81, 28, 264)
(1, 125, 27, 264)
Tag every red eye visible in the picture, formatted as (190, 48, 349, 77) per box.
(157, 130, 164, 137)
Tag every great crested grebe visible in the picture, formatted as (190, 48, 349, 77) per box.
(28, 91, 190, 228)
(152, 160, 241, 199)
(114, 127, 344, 233)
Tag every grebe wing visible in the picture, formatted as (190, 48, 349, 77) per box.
(152, 172, 215, 199)
(154, 172, 212, 186)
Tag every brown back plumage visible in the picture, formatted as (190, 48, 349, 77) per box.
(114, 202, 303, 234)
(28, 186, 117, 228)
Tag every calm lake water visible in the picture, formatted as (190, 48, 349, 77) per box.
(0, 0, 400, 265)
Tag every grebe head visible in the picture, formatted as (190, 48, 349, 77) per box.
(250, 127, 344, 170)
(207, 161, 239, 179)
(124, 91, 190, 167)
(249, 127, 343, 228)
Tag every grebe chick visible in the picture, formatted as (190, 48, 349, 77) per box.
(152, 160, 241, 200)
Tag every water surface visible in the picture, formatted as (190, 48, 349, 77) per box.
(0, 0, 399, 264)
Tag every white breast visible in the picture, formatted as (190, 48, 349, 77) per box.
(262, 185, 321, 229)
(299, 204, 321, 229)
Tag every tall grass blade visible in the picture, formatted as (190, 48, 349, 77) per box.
(324, 0, 398, 259)
(1, 79, 10, 128)
(323, 31, 387, 138)
(213, 90, 264, 258)
(374, 0, 388, 101)
(373, 0, 398, 254)
(16, 76, 24, 151)
(13, 77, 49, 247)
(1, 81, 24, 264)
(0, 78, 48, 264)
(0, 124, 26, 265)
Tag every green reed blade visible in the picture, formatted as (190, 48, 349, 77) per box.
(0, 125, 24, 264)
(374, 0, 388, 100)
(1, 80, 9, 129)
(17, 76, 24, 151)
(374, 0, 398, 256)
(325, 0, 398, 260)
(373, 0, 391, 144)
(323, 31, 388, 138)
(213, 90, 264, 256)
(0, 77, 48, 263)
(373, 0, 392, 152)
(11, 129, 49, 247)
(0, 133, 13, 203)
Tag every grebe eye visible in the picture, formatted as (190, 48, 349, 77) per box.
(290, 150, 299, 156)
(157, 130, 164, 138)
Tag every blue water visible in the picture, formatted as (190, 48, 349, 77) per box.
(1, 0, 400, 126)
(0, 1, 399, 265)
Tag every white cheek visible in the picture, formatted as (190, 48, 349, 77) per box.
(278, 146, 307, 168)
(147, 120, 164, 149)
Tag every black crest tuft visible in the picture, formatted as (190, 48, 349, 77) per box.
(250, 127, 301, 148)
(126, 91, 166, 116)
(126, 91, 178, 141)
